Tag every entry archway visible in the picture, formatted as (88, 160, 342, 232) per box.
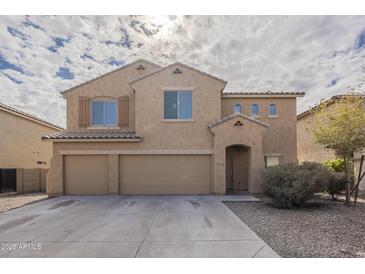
(209, 112, 269, 193)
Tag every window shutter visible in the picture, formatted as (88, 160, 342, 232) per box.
(79, 96, 90, 127)
(118, 96, 129, 127)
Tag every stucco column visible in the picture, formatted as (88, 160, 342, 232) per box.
(47, 152, 63, 196)
(249, 144, 265, 193)
(108, 155, 119, 194)
(213, 142, 226, 194)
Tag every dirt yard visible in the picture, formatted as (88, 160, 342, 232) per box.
(0, 193, 49, 213)
(225, 194, 365, 258)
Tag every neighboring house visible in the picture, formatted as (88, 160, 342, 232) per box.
(0, 102, 63, 193)
(43, 59, 304, 196)
(297, 95, 365, 190)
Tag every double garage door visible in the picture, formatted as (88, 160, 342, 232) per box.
(64, 154, 211, 195)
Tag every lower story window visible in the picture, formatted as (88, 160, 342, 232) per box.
(265, 156, 280, 168)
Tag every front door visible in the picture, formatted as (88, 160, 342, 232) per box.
(226, 146, 249, 192)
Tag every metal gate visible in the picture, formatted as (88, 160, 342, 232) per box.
(0, 169, 17, 193)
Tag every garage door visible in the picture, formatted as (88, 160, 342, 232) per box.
(64, 155, 108, 195)
(119, 155, 211, 194)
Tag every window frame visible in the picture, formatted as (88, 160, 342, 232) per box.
(265, 155, 280, 168)
(233, 103, 242, 113)
(268, 103, 278, 118)
(163, 90, 193, 120)
(90, 98, 118, 127)
(251, 103, 260, 117)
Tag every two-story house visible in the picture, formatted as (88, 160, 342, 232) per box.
(43, 59, 304, 196)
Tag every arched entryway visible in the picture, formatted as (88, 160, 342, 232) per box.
(209, 112, 269, 194)
(226, 145, 250, 193)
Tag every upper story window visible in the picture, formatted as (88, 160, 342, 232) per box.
(91, 100, 117, 126)
(268, 103, 277, 117)
(233, 103, 241, 113)
(164, 91, 192, 120)
(251, 104, 260, 117)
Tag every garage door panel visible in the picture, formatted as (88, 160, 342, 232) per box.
(64, 155, 108, 195)
(119, 155, 211, 194)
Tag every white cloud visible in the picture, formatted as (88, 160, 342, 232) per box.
(0, 15, 365, 128)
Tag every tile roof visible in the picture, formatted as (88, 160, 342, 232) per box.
(0, 102, 63, 130)
(42, 130, 141, 140)
(222, 91, 305, 97)
(208, 112, 269, 129)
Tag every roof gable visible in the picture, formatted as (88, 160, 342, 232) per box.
(129, 61, 227, 87)
(223, 91, 305, 98)
(61, 59, 161, 95)
(209, 112, 269, 129)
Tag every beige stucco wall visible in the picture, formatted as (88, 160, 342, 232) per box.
(222, 97, 298, 164)
(297, 112, 337, 163)
(63, 60, 160, 131)
(132, 63, 225, 150)
(0, 109, 60, 169)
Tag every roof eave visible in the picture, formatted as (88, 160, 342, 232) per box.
(0, 104, 64, 131)
(42, 138, 141, 142)
(222, 92, 305, 98)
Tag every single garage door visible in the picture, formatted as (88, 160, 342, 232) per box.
(119, 155, 211, 194)
(64, 155, 108, 195)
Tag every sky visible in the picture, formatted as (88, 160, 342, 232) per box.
(0, 15, 365, 128)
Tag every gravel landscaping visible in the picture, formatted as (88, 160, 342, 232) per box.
(0, 193, 49, 213)
(224, 194, 365, 258)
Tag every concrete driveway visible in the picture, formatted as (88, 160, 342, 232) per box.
(0, 195, 279, 257)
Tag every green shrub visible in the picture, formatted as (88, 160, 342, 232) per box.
(262, 162, 329, 208)
(327, 172, 347, 200)
(324, 159, 345, 172)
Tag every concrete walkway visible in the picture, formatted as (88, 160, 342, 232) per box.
(0, 195, 279, 258)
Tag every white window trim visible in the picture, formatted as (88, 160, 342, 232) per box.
(163, 90, 193, 120)
(267, 103, 278, 118)
(91, 99, 118, 127)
